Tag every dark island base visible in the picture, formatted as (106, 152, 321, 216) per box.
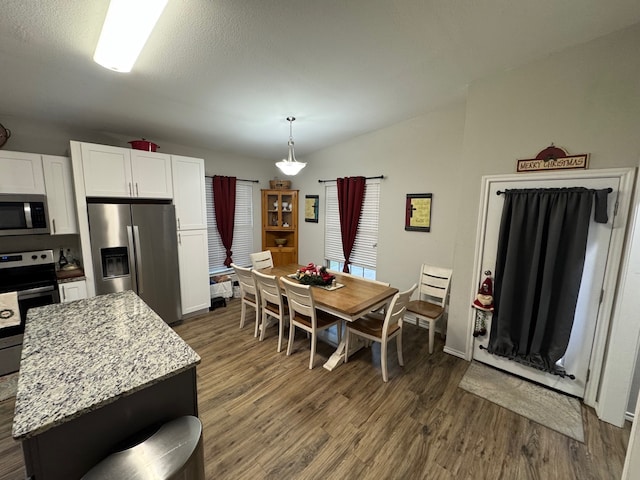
(21, 368, 198, 480)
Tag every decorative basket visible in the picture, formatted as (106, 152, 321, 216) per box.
(269, 179, 292, 189)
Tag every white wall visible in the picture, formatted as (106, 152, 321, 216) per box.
(296, 103, 466, 296)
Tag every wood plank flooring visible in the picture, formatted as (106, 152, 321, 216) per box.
(0, 298, 631, 479)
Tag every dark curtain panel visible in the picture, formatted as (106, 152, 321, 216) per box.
(212, 175, 236, 267)
(337, 176, 366, 273)
(487, 187, 608, 376)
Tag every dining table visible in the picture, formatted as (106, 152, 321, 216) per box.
(260, 264, 398, 370)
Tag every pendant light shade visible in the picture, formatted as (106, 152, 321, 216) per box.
(276, 117, 306, 176)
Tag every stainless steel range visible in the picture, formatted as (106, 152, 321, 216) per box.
(0, 249, 59, 376)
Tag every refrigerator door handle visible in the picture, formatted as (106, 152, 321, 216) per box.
(133, 225, 144, 295)
(126, 225, 138, 293)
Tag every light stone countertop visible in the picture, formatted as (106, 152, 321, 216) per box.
(12, 290, 200, 439)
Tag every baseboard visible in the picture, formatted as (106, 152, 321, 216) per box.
(443, 346, 467, 359)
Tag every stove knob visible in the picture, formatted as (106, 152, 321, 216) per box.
(32, 255, 38, 260)
(41, 254, 46, 259)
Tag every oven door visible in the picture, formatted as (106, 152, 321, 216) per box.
(0, 285, 60, 339)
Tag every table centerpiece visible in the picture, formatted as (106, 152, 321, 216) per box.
(295, 263, 335, 286)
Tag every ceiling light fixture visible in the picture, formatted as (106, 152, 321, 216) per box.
(93, 0, 169, 73)
(276, 117, 306, 176)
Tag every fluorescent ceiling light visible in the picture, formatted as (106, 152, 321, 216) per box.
(93, 0, 168, 73)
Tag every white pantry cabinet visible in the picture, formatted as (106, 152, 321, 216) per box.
(171, 155, 207, 230)
(0, 150, 45, 194)
(80, 142, 172, 199)
(59, 280, 88, 303)
(43, 155, 78, 235)
(177, 229, 210, 315)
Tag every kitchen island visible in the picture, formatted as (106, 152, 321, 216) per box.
(12, 290, 201, 480)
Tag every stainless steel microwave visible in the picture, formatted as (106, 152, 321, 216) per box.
(0, 194, 50, 236)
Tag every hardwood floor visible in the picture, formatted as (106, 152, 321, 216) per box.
(0, 298, 631, 479)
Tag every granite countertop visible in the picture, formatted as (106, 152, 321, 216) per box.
(12, 290, 200, 440)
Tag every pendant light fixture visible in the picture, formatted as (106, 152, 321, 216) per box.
(276, 117, 306, 176)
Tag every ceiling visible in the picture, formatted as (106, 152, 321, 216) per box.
(2, 1, 640, 161)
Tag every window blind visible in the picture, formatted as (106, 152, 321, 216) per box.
(324, 179, 380, 270)
(205, 178, 254, 273)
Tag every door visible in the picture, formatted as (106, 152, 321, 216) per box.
(43, 155, 77, 235)
(131, 204, 181, 324)
(172, 156, 207, 230)
(0, 151, 45, 194)
(130, 150, 173, 199)
(88, 203, 136, 295)
(81, 143, 132, 197)
(59, 280, 88, 303)
(177, 229, 210, 315)
(473, 175, 619, 398)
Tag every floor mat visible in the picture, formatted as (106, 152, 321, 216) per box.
(459, 361, 584, 442)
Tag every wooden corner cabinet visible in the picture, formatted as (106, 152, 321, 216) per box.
(261, 189, 298, 266)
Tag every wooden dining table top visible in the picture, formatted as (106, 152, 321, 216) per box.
(260, 264, 398, 321)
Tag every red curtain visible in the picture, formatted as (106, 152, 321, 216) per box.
(337, 176, 366, 273)
(213, 175, 236, 267)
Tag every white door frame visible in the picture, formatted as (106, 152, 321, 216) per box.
(467, 168, 635, 412)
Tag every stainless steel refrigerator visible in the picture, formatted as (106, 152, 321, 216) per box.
(87, 202, 181, 325)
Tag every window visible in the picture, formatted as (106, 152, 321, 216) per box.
(324, 179, 380, 279)
(205, 178, 254, 273)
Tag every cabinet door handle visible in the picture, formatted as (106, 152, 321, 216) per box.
(135, 183, 139, 197)
(61, 288, 65, 302)
(177, 218, 181, 230)
(128, 182, 132, 196)
(178, 233, 181, 245)
(52, 219, 56, 234)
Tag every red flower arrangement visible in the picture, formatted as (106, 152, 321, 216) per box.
(295, 263, 335, 286)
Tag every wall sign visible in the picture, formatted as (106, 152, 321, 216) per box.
(305, 195, 319, 222)
(405, 193, 432, 232)
(517, 145, 589, 173)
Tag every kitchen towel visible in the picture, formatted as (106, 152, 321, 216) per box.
(0, 292, 21, 329)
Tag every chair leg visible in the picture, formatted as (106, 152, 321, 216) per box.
(381, 338, 388, 382)
(240, 301, 246, 329)
(428, 319, 435, 354)
(259, 311, 267, 341)
(287, 324, 295, 356)
(277, 316, 284, 353)
(254, 305, 260, 338)
(397, 330, 404, 366)
(309, 332, 317, 369)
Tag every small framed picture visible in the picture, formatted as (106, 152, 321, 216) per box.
(305, 195, 319, 223)
(405, 193, 432, 232)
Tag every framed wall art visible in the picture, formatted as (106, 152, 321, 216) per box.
(405, 193, 432, 232)
(305, 195, 319, 223)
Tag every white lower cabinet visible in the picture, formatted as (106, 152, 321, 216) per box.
(59, 280, 88, 303)
(177, 229, 210, 315)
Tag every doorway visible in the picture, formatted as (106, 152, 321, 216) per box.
(470, 168, 634, 405)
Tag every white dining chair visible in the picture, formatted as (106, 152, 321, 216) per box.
(231, 263, 261, 337)
(405, 264, 453, 354)
(345, 284, 417, 382)
(281, 277, 342, 369)
(252, 269, 289, 352)
(250, 251, 274, 269)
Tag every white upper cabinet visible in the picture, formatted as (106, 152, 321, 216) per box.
(172, 155, 207, 230)
(130, 150, 173, 199)
(0, 150, 45, 194)
(80, 142, 172, 199)
(43, 155, 78, 235)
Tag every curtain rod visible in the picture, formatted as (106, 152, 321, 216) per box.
(205, 175, 259, 183)
(496, 187, 612, 195)
(317, 175, 385, 183)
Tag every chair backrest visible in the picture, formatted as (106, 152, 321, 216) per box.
(231, 263, 257, 298)
(250, 251, 274, 269)
(383, 284, 417, 335)
(281, 277, 317, 327)
(253, 269, 285, 311)
(416, 265, 452, 307)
